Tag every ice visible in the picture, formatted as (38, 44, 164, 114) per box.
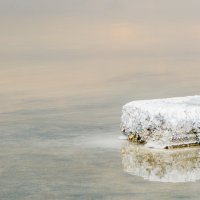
(121, 95, 200, 148)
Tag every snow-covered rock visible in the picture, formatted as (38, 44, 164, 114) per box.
(121, 96, 200, 148)
(122, 142, 200, 182)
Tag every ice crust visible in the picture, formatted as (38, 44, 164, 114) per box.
(121, 96, 200, 148)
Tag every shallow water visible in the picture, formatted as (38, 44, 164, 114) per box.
(1, 0, 200, 199)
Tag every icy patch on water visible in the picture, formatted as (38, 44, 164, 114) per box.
(73, 132, 125, 149)
(118, 135, 128, 140)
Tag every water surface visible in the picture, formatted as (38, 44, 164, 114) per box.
(1, 0, 200, 199)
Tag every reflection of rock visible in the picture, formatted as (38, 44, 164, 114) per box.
(121, 96, 200, 148)
(122, 142, 200, 182)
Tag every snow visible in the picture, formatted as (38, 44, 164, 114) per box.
(121, 95, 200, 148)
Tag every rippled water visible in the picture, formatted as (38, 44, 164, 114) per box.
(1, 0, 200, 199)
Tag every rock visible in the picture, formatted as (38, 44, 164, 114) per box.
(121, 95, 200, 148)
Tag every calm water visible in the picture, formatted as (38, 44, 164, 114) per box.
(1, 1, 200, 199)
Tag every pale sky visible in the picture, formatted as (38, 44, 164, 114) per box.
(1, 0, 200, 60)
(1, 0, 200, 103)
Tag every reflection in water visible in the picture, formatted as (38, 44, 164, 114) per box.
(122, 142, 200, 183)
